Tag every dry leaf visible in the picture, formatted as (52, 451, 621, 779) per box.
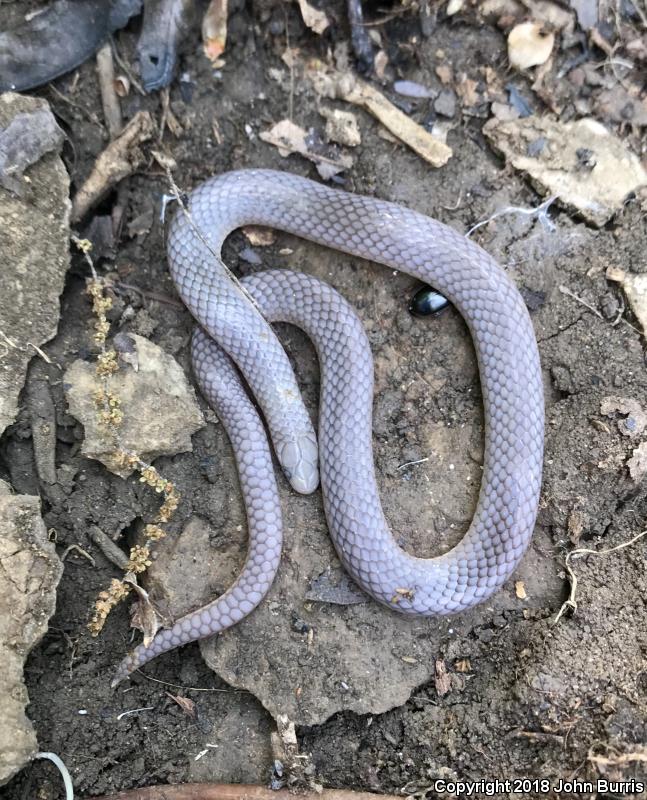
(455, 658, 471, 672)
(202, 0, 228, 63)
(515, 580, 527, 599)
(296, 0, 329, 34)
(435, 658, 452, 697)
(124, 576, 167, 646)
(260, 119, 353, 179)
(508, 22, 554, 70)
(113, 75, 130, 97)
(567, 510, 586, 544)
(456, 75, 479, 106)
(166, 692, 197, 718)
(242, 226, 276, 246)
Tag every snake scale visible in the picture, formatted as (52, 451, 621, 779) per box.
(112, 169, 544, 685)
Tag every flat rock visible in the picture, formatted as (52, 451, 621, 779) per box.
(0, 481, 63, 785)
(142, 243, 560, 726)
(484, 116, 647, 226)
(63, 333, 205, 477)
(0, 93, 70, 437)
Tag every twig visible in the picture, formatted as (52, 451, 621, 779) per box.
(109, 37, 147, 96)
(553, 529, 647, 624)
(96, 43, 123, 139)
(47, 83, 107, 133)
(558, 285, 603, 319)
(397, 457, 429, 470)
(0, 328, 54, 365)
(113, 281, 184, 309)
(71, 111, 155, 222)
(87, 526, 129, 569)
(90, 784, 402, 800)
(132, 671, 242, 693)
(588, 746, 647, 767)
(61, 544, 96, 566)
(283, 7, 295, 122)
(559, 285, 643, 337)
(337, 76, 452, 168)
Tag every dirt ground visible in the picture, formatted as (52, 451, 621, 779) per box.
(1, 1, 647, 799)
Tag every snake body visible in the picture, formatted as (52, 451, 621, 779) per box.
(112, 169, 543, 685)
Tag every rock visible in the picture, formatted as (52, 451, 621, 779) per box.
(484, 116, 647, 226)
(0, 93, 70, 437)
(0, 481, 63, 785)
(145, 515, 243, 618)
(507, 22, 555, 70)
(128, 238, 561, 727)
(606, 267, 647, 334)
(64, 333, 204, 477)
(320, 107, 361, 147)
(434, 90, 457, 118)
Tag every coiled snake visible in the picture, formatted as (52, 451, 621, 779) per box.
(112, 169, 544, 685)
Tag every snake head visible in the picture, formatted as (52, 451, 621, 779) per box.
(279, 433, 319, 494)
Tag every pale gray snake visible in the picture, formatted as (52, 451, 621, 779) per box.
(112, 169, 544, 685)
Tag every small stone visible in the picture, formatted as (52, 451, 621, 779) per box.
(434, 90, 457, 118)
(320, 107, 361, 148)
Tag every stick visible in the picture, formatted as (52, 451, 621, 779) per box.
(90, 784, 403, 800)
(96, 43, 123, 139)
(71, 111, 155, 222)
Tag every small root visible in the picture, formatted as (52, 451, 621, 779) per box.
(553, 529, 647, 625)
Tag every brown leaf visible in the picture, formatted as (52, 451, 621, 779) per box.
(125, 576, 170, 646)
(166, 692, 197, 718)
(567, 510, 586, 544)
(456, 75, 480, 107)
(435, 658, 452, 697)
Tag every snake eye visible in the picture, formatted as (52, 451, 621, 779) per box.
(408, 286, 449, 317)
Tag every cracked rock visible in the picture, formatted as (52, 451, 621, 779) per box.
(0, 93, 70, 437)
(0, 481, 63, 785)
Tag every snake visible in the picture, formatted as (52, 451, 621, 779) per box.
(112, 169, 544, 686)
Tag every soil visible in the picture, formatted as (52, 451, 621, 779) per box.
(1, 1, 647, 799)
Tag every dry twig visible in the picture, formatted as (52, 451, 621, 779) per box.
(91, 785, 402, 800)
(71, 111, 155, 221)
